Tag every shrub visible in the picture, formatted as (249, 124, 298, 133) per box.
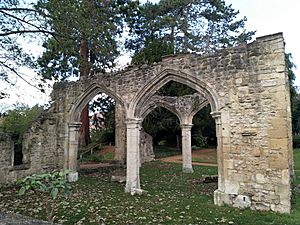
(17, 170, 71, 223)
(293, 134, 300, 148)
(192, 133, 208, 149)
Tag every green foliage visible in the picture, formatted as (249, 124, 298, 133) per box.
(143, 107, 180, 146)
(127, 0, 255, 64)
(90, 128, 115, 145)
(80, 147, 114, 163)
(36, 0, 138, 80)
(293, 135, 300, 148)
(0, 105, 43, 165)
(17, 170, 71, 222)
(192, 133, 208, 149)
(157, 81, 196, 96)
(294, 149, 300, 185)
(80, 153, 102, 163)
(286, 53, 300, 134)
(17, 170, 71, 199)
(192, 105, 216, 146)
(131, 37, 174, 65)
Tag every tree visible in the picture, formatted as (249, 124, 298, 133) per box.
(36, 0, 138, 145)
(286, 53, 300, 134)
(127, 0, 255, 64)
(0, 0, 49, 99)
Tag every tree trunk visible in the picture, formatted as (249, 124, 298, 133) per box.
(79, 38, 90, 146)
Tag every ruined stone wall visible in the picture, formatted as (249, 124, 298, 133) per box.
(0, 111, 62, 185)
(0, 33, 292, 213)
(39, 33, 295, 213)
(140, 129, 154, 163)
(0, 131, 13, 184)
(212, 34, 292, 213)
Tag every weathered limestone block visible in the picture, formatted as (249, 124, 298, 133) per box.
(233, 195, 251, 209)
(140, 129, 154, 164)
(0, 131, 14, 184)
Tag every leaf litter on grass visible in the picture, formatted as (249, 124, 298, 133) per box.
(0, 161, 299, 224)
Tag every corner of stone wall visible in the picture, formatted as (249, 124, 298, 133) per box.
(0, 131, 14, 185)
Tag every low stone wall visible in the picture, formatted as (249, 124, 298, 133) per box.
(0, 113, 62, 186)
(140, 129, 154, 163)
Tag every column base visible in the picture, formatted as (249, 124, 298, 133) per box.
(183, 167, 194, 173)
(125, 187, 145, 195)
(68, 172, 78, 182)
(214, 189, 231, 206)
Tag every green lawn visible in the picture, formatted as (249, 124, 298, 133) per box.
(0, 152, 299, 224)
(295, 149, 300, 185)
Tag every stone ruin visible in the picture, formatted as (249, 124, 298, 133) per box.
(0, 33, 294, 213)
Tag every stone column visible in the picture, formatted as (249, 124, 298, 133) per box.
(211, 111, 227, 206)
(125, 118, 142, 194)
(181, 124, 193, 173)
(67, 122, 81, 182)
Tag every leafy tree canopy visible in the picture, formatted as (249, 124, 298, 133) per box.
(36, 0, 138, 80)
(127, 0, 255, 65)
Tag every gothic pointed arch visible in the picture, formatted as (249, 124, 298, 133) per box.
(69, 83, 126, 122)
(130, 69, 221, 119)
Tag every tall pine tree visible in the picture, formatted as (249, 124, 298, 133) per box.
(36, 0, 138, 145)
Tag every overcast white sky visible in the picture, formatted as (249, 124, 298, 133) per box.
(1, 0, 299, 112)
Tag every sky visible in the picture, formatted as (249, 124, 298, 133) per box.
(1, 0, 299, 112)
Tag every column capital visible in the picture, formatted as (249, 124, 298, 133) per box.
(180, 124, 193, 130)
(125, 118, 142, 128)
(68, 122, 82, 130)
(210, 111, 221, 119)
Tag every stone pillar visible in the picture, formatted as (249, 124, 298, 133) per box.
(67, 122, 81, 182)
(125, 118, 142, 194)
(115, 103, 126, 164)
(181, 124, 193, 173)
(211, 112, 227, 206)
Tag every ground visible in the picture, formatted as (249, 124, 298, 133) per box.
(161, 148, 217, 167)
(0, 149, 299, 225)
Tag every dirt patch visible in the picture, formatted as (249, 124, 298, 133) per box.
(160, 148, 217, 167)
(97, 145, 115, 157)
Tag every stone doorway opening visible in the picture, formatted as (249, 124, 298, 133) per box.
(78, 93, 117, 166)
(139, 80, 218, 174)
(67, 86, 126, 181)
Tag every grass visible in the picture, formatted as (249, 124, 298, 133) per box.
(0, 152, 299, 224)
(79, 148, 114, 163)
(192, 157, 216, 164)
(153, 145, 181, 158)
(295, 149, 300, 185)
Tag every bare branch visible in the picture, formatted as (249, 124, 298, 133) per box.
(0, 7, 50, 18)
(0, 30, 55, 37)
(0, 10, 49, 34)
(0, 61, 44, 92)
